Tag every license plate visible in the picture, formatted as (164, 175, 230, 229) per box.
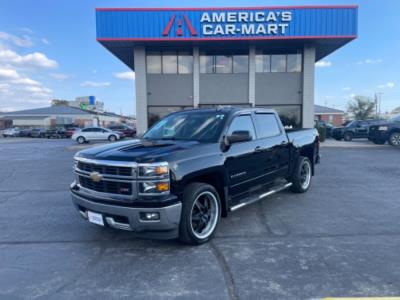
(87, 211, 104, 226)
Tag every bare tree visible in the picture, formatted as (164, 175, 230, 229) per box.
(347, 96, 376, 120)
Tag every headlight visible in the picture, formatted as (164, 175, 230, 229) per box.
(138, 162, 169, 178)
(378, 126, 388, 131)
(139, 181, 170, 194)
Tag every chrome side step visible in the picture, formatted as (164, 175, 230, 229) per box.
(230, 182, 292, 212)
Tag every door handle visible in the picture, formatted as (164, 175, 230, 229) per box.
(254, 146, 264, 152)
(281, 140, 288, 145)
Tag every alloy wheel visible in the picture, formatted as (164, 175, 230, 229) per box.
(300, 160, 311, 189)
(190, 191, 219, 239)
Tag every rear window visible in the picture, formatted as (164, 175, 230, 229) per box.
(254, 113, 281, 138)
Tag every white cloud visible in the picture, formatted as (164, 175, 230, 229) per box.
(50, 73, 69, 80)
(342, 87, 351, 91)
(0, 31, 33, 47)
(42, 38, 50, 45)
(315, 60, 332, 68)
(358, 59, 383, 65)
(378, 82, 395, 89)
(81, 81, 111, 87)
(0, 68, 19, 79)
(0, 49, 58, 68)
(114, 71, 135, 80)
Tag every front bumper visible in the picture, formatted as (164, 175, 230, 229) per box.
(70, 187, 182, 239)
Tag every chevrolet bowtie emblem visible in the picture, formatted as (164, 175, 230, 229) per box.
(89, 171, 103, 182)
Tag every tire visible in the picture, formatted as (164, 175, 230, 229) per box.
(108, 135, 117, 142)
(290, 156, 312, 193)
(372, 138, 386, 145)
(389, 132, 400, 147)
(179, 182, 221, 245)
(343, 132, 353, 142)
(77, 136, 86, 144)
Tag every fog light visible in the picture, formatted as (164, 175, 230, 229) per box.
(140, 212, 160, 221)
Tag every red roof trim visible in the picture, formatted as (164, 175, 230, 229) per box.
(97, 35, 357, 42)
(96, 5, 358, 12)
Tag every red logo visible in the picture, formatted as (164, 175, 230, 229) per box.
(162, 14, 197, 37)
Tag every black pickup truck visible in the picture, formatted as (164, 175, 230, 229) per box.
(70, 108, 320, 244)
(368, 115, 400, 146)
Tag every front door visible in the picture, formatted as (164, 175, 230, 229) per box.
(224, 114, 265, 199)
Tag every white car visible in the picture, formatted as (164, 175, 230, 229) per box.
(2, 128, 20, 137)
(71, 127, 121, 144)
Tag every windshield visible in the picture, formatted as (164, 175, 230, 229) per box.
(143, 110, 227, 143)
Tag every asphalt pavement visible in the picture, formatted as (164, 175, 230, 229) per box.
(0, 138, 400, 299)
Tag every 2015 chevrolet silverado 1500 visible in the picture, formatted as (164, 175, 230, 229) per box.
(70, 107, 320, 244)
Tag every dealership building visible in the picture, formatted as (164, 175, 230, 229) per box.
(96, 5, 358, 133)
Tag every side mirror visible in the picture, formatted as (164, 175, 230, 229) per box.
(226, 130, 252, 145)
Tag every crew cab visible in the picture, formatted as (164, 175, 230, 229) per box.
(368, 115, 400, 146)
(70, 108, 320, 244)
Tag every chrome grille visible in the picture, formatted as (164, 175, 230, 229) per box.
(74, 157, 137, 200)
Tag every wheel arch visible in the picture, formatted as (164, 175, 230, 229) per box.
(180, 169, 228, 217)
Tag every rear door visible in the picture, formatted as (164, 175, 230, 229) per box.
(355, 121, 369, 137)
(224, 114, 264, 198)
(253, 112, 290, 182)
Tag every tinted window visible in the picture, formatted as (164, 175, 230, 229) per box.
(255, 114, 281, 138)
(287, 54, 302, 72)
(92, 128, 104, 132)
(200, 55, 213, 73)
(227, 115, 256, 141)
(162, 51, 178, 74)
(255, 54, 271, 73)
(215, 55, 233, 73)
(178, 51, 193, 74)
(146, 52, 162, 74)
(256, 105, 302, 129)
(233, 55, 248, 73)
(82, 128, 93, 132)
(271, 55, 286, 72)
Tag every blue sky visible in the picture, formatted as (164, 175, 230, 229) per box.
(0, 0, 399, 115)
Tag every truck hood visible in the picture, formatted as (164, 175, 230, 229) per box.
(75, 139, 201, 163)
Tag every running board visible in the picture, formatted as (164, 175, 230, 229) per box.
(229, 182, 292, 212)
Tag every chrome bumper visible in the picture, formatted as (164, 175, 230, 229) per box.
(71, 190, 182, 237)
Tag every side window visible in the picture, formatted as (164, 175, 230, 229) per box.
(227, 115, 256, 141)
(82, 128, 92, 132)
(92, 128, 103, 132)
(254, 113, 281, 138)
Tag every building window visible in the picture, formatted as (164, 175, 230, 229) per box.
(162, 51, 178, 74)
(146, 51, 162, 74)
(178, 51, 193, 74)
(215, 55, 233, 73)
(271, 55, 286, 72)
(200, 53, 248, 74)
(256, 53, 302, 73)
(287, 54, 302, 72)
(148, 106, 193, 128)
(256, 105, 302, 129)
(255, 54, 271, 73)
(147, 50, 193, 74)
(233, 55, 249, 73)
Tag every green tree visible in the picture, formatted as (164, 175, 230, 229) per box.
(347, 96, 376, 120)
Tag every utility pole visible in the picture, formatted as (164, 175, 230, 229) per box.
(376, 92, 383, 118)
(374, 93, 378, 118)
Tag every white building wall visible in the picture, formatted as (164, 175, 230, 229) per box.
(134, 45, 148, 134)
(302, 46, 316, 128)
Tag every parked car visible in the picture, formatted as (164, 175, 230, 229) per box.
(65, 127, 80, 138)
(30, 128, 47, 138)
(71, 127, 121, 144)
(331, 119, 383, 141)
(369, 115, 400, 146)
(70, 107, 320, 244)
(108, 124, 136, 137)
(314, 120, 333, 138)
(18, 128, 33, 137)
(2, 127, 20, 137)
(45, 127, 67, 139)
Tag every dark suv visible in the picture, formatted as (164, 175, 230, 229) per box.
(369, 116, 400, 146)
(332, 120, 382, 141)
